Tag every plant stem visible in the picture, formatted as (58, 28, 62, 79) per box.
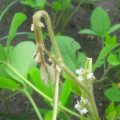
(46, 2, 53, 7)
(5, 62, 52, 102)
(0, 32, 33, 41)
(62, 111, 72, 120)
(88, 91, 100, 120)
(62, 64, 88, 94)
(61, 0, 84, 32)
(23, 89, 43, 120)
(94, 65, 111, 83)
(1, 61, 80, 118)
(52, 68, 60, 120)
(33, 11, 62, 59)
(5, 91, 20, 100)
(59, 103, 80, 118)
(88, 58, 100, 120)
(44, 49, 89, 96)
(0, 0, 19, 23)
(54, 11, 65, 30)
(32, 10, 99, 120)
(62, 64, 100, 119)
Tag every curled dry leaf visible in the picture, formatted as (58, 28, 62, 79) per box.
(40, 64, 56, 86)
(47, 64, 56, 84)
(40, 64, 50, 86)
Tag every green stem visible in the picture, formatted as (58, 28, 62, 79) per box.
(45, 49, 89, 96)
(62, 111, 72, 120)
(52, 12, 58, 30)
(5, 91, 20, 100)
(61, 0, 84, 32)
(62, 64, 100, 119)
(94, 65, 111, 83)
(0, 0, 19, 23)
(0, 32, 33, 41)
(88, 92, 100, 120)
(23, 89, 43, 120)
(46, 2, 53, 7)
(5, 62, 52, 102)
(87, 58, 100, 120)
(52, 68, 60, 120)
(54, 11, 65, 30)
(62, 64, 88, 94)
(59, 103, 80, 118)
(1, 61, 79, 118)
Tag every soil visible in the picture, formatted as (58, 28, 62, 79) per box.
(0, 0, 120, 120)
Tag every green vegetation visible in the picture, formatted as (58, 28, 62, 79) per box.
(0, 0, 120, 120)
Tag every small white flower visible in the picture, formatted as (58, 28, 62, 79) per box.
(78, 76, 83, 81)
(87, 72, 94, 80)
(75, 100, 88, 115)
(31, 24, 34, 31)
(80, 108, 88, 114)
(81, 97, 88, 104)
(76, 68, 83, 75)
(75, 100, 81, 112)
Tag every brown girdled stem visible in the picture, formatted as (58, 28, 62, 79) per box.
(32, 10, 100, 120)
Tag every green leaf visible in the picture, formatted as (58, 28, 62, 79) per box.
(63, 74, 81, 96)
(108, 24, 120, 34)
(52, 0, 71, 11)
(44, 111, 52, 120)
(52, 1, 62, 11)
(79, 29, 97, 35)
(7, 12, 27, 48)
(20, 0, 46, 8)
(28, 67, 54, 98)
(91, 7, 111, 37)
(59, 78, 71, 105)
(116, 104, 120, 119)
(0, 77, 20, 90)
(0, 44, 6, 62)
(105, 102, 117, 120)
(61, 0, 71, 9)
(107, 53, 120, 66)
(0, 44, 7, 76)
(39, 108, 49, 114)
(6, 41, 36, 82)
(104, 34, 117, 46)
(75, 52, 87, 68)
(55, 36, 86, 71)
(0, 64, 8, 76)
(93, 44, 115, 71)
(104, 85, 120, 102)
